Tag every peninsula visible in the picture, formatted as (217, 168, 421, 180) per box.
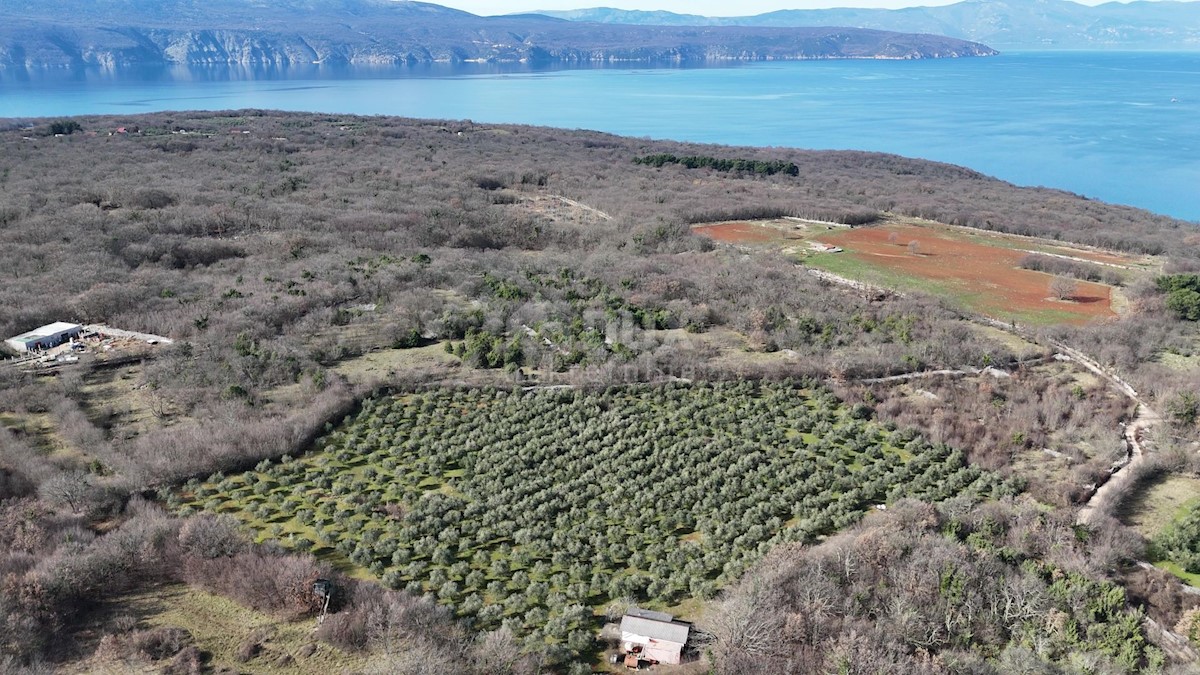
(0, 0, 997, 69)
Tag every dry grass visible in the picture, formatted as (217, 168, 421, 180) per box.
(66, 583, 372, 674)
(1009, 447, 1079, 503)
(966, 324, 1044, 360)
(332, 342, 458, 382)
(0, 411, 73, 458)
(79, 364, 171, 442)
(1159, 351, 1200, 373)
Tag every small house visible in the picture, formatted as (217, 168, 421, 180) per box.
(5, 322, 82, 353)
(620, 608, 690, 666)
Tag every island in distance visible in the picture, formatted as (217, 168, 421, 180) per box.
(535, 0, 1200, 51)
(0, 0, 997, 69)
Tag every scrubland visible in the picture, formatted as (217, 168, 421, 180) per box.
(1, 111, 1198, 673)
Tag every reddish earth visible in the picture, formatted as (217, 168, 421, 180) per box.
(817, 224, 1118, 324)
(692, 221, 798, 244)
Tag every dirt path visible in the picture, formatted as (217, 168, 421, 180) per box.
(808, 267, 1160, 524)
(1042, 341, 1159, 525)
(1014, 248, 1135, 270)
(860, 366, 1016, 385)
(554, 196, 612, 221)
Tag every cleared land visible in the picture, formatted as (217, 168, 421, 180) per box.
(693, 218, 1153, 326)
(67, 584, 367, 674)
(175, 381, 1017, 661)
(813, 224, 1118, 325)
(1118, 473, 1200, 586)
(692, 220, 805, 245)
(1118, 473, 1200, 540)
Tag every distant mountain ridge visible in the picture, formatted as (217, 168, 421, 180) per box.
(535, 0, 1200, 50)
(0, 0, 995, 68)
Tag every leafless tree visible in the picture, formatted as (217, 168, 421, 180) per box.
(1049, 276, 1079, 301)
(703, 581, 786, 665)
(38, 470, 94, 513)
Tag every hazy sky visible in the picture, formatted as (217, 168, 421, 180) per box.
(439, 0, 1123, 15)
(446, 1, 953, 12)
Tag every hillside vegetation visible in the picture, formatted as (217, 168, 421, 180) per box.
(1, 111, 1199, 673)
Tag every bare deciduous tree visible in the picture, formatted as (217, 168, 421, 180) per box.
(703, 582, 786, 665)
(1050, 276, 1079, 301)
(39, 470, 94, 513)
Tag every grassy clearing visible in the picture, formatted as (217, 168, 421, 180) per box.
(68, 584, 368, 674)
(966, 324, 1044, 360)
(1154, 561, 1200, 588)
(0, 411, 71, 457)
(803, 250, 957, 298)
(79, 364, 170, 441)
(1009, 447, 1077, 501)
(1159, 351, 1200, 373)
(332, 342, 458, 381)
(1117, 473, 1200, 539)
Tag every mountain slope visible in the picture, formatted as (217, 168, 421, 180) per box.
(0, 0, 996, 68)
(535, 0, 1200, 49)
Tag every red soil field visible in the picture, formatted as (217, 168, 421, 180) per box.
(817, 225, 1118, 324)
(692, 221, 796, 244)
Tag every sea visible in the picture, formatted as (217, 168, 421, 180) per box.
(1, 51, 1198, 221)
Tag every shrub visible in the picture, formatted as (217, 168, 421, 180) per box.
(129, 626, 193, 661)
(178, 514, 248, 559)
(184, 550, 328, 619)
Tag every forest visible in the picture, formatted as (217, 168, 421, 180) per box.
(0, 110, 1198, 673)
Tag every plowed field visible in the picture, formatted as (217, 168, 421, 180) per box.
(813, 224, 1117, 325)
(692, 221, 800, 244)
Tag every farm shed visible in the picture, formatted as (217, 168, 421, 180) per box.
(620, 608, 691, 666)
(4, 322, 82, 352)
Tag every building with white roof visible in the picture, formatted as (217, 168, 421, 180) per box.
(4, 322, 82, 353)
(620, 607, 691, 666)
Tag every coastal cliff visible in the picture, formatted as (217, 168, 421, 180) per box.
(0, 0, 997, 68)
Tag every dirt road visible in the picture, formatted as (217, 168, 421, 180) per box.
(807, 266, 1159, 525)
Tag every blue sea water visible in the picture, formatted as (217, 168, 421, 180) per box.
(1, 51, 1198, 221)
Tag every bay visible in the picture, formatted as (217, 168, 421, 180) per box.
(1, 51, 1197, 221)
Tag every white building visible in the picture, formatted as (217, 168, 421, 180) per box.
(620, 608, 691, 666)
(4, 322, 82, 352)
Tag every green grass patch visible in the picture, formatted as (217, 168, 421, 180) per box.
(87, 584, 368, 674)
(1117, 473, 1200, 539)
(1159, 351, 1200, 373)
(1153, 561, 1200, 588)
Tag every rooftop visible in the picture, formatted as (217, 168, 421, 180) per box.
(8, 322, 82, 342)
(625, 607, 675, 623)
(620, 611, 691, 646)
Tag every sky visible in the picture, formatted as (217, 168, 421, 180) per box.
(444, 1, 955, 12)
(436, 0, 1126, 14)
